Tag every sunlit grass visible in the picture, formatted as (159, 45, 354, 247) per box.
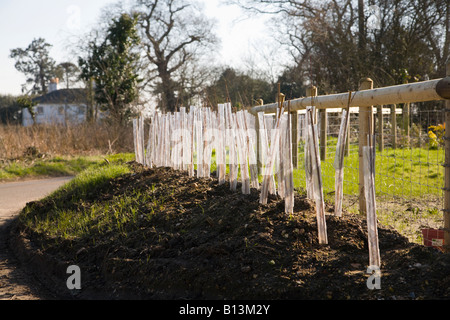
(204, 136, 444, 201)
(19, 153, 134, 240)
(0, 153, 135, 182)
(0, 156, 102, 181)
(293, 136, 444, 200)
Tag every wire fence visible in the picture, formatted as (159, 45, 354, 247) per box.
(289, 102, 446, 244)
(133, 77, 449, 250)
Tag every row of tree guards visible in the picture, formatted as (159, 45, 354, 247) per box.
(133, 94, 379, 266)
(134, 72, 450, 266)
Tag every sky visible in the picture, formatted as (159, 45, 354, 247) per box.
(0, 0, 276, 96)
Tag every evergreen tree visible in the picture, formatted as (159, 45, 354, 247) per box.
(10, 38, 57, 95)
(78, 13, 142, 126)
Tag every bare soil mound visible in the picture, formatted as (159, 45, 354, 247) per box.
(10, 164, 450, 300)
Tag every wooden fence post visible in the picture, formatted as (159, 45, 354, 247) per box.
(444, 58, 450, 253)
(391, 104, 397, 149)
(320, 109, 327, 161)
(305, 86, 318, 163)
(345, 111, 350, 157)
(306, 86, 318, 122)
(377, 105, 384, 152)
(403, 102, 410, 145)
(359, 78, 374, 214)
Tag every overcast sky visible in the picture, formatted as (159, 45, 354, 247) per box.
(0, 0, 277, 96)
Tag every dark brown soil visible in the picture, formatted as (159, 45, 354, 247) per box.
(9, 164, 450, 300)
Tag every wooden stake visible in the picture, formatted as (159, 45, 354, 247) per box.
(285, 100, 295, 214)
(308, 107, 328, 244)
(391, 104, 397, 149)
(277, 92, 285, 198)
(404, 102, 410, 145)
(320, 108, 327, 161)
(305, 86, 317, 199)
(359, 78, 374, 214)
(377, 105, 384, 152)
(363, 133, 381, 267)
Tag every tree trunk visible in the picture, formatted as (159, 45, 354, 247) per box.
(159, 67, 177, 113)
(358, 0, 366, 53)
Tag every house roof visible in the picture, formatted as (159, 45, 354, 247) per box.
(32, 89, 89, 105)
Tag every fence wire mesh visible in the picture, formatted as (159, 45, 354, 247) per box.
(292, 102, 445, 244)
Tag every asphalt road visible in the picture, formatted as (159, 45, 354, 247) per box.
(0, 176, 73, 224)
(0, 176, 73, 300)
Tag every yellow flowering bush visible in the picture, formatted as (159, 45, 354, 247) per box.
(428, 124, 445, 149)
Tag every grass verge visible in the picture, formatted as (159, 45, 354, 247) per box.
(18, 153, 133, 239)
(0, 153, 134, 182)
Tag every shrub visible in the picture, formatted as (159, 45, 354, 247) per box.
(428, 123, 445, 149)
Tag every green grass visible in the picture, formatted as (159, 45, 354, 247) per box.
(19, 153, 134, 240)
(51, 155, 133, 198)
(293, 137, 444, 201)
(203, 136, 444, 202)
(290, 138, 445, 244)
(0, 153, 135, 182)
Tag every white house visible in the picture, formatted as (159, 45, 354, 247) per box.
(22, 78, 90, 127)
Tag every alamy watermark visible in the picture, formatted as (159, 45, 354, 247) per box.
(66, 265, 81, 290)
(366, 5, 381, 31)
(366, 265, 381, 290)
(170, 127, 259, 167)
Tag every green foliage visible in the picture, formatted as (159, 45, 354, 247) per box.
(0, 94, 22, 124)
(78, 13, 142, 126)
(205, 67, 274, 108)
(276, 65, 307, 100)
(15, 95, 38, 124)
(292, 140, 444, 201)
(58, 161, 131, 199)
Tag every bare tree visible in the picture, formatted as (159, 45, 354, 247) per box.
(133, 0, 218, 112)
(230, 0, 449, 93)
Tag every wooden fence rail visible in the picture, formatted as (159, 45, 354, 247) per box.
(250, 77, 450, 114)
(250, 73, 450, 253)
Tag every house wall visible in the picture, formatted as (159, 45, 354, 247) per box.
(22, 104, 87, 127)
